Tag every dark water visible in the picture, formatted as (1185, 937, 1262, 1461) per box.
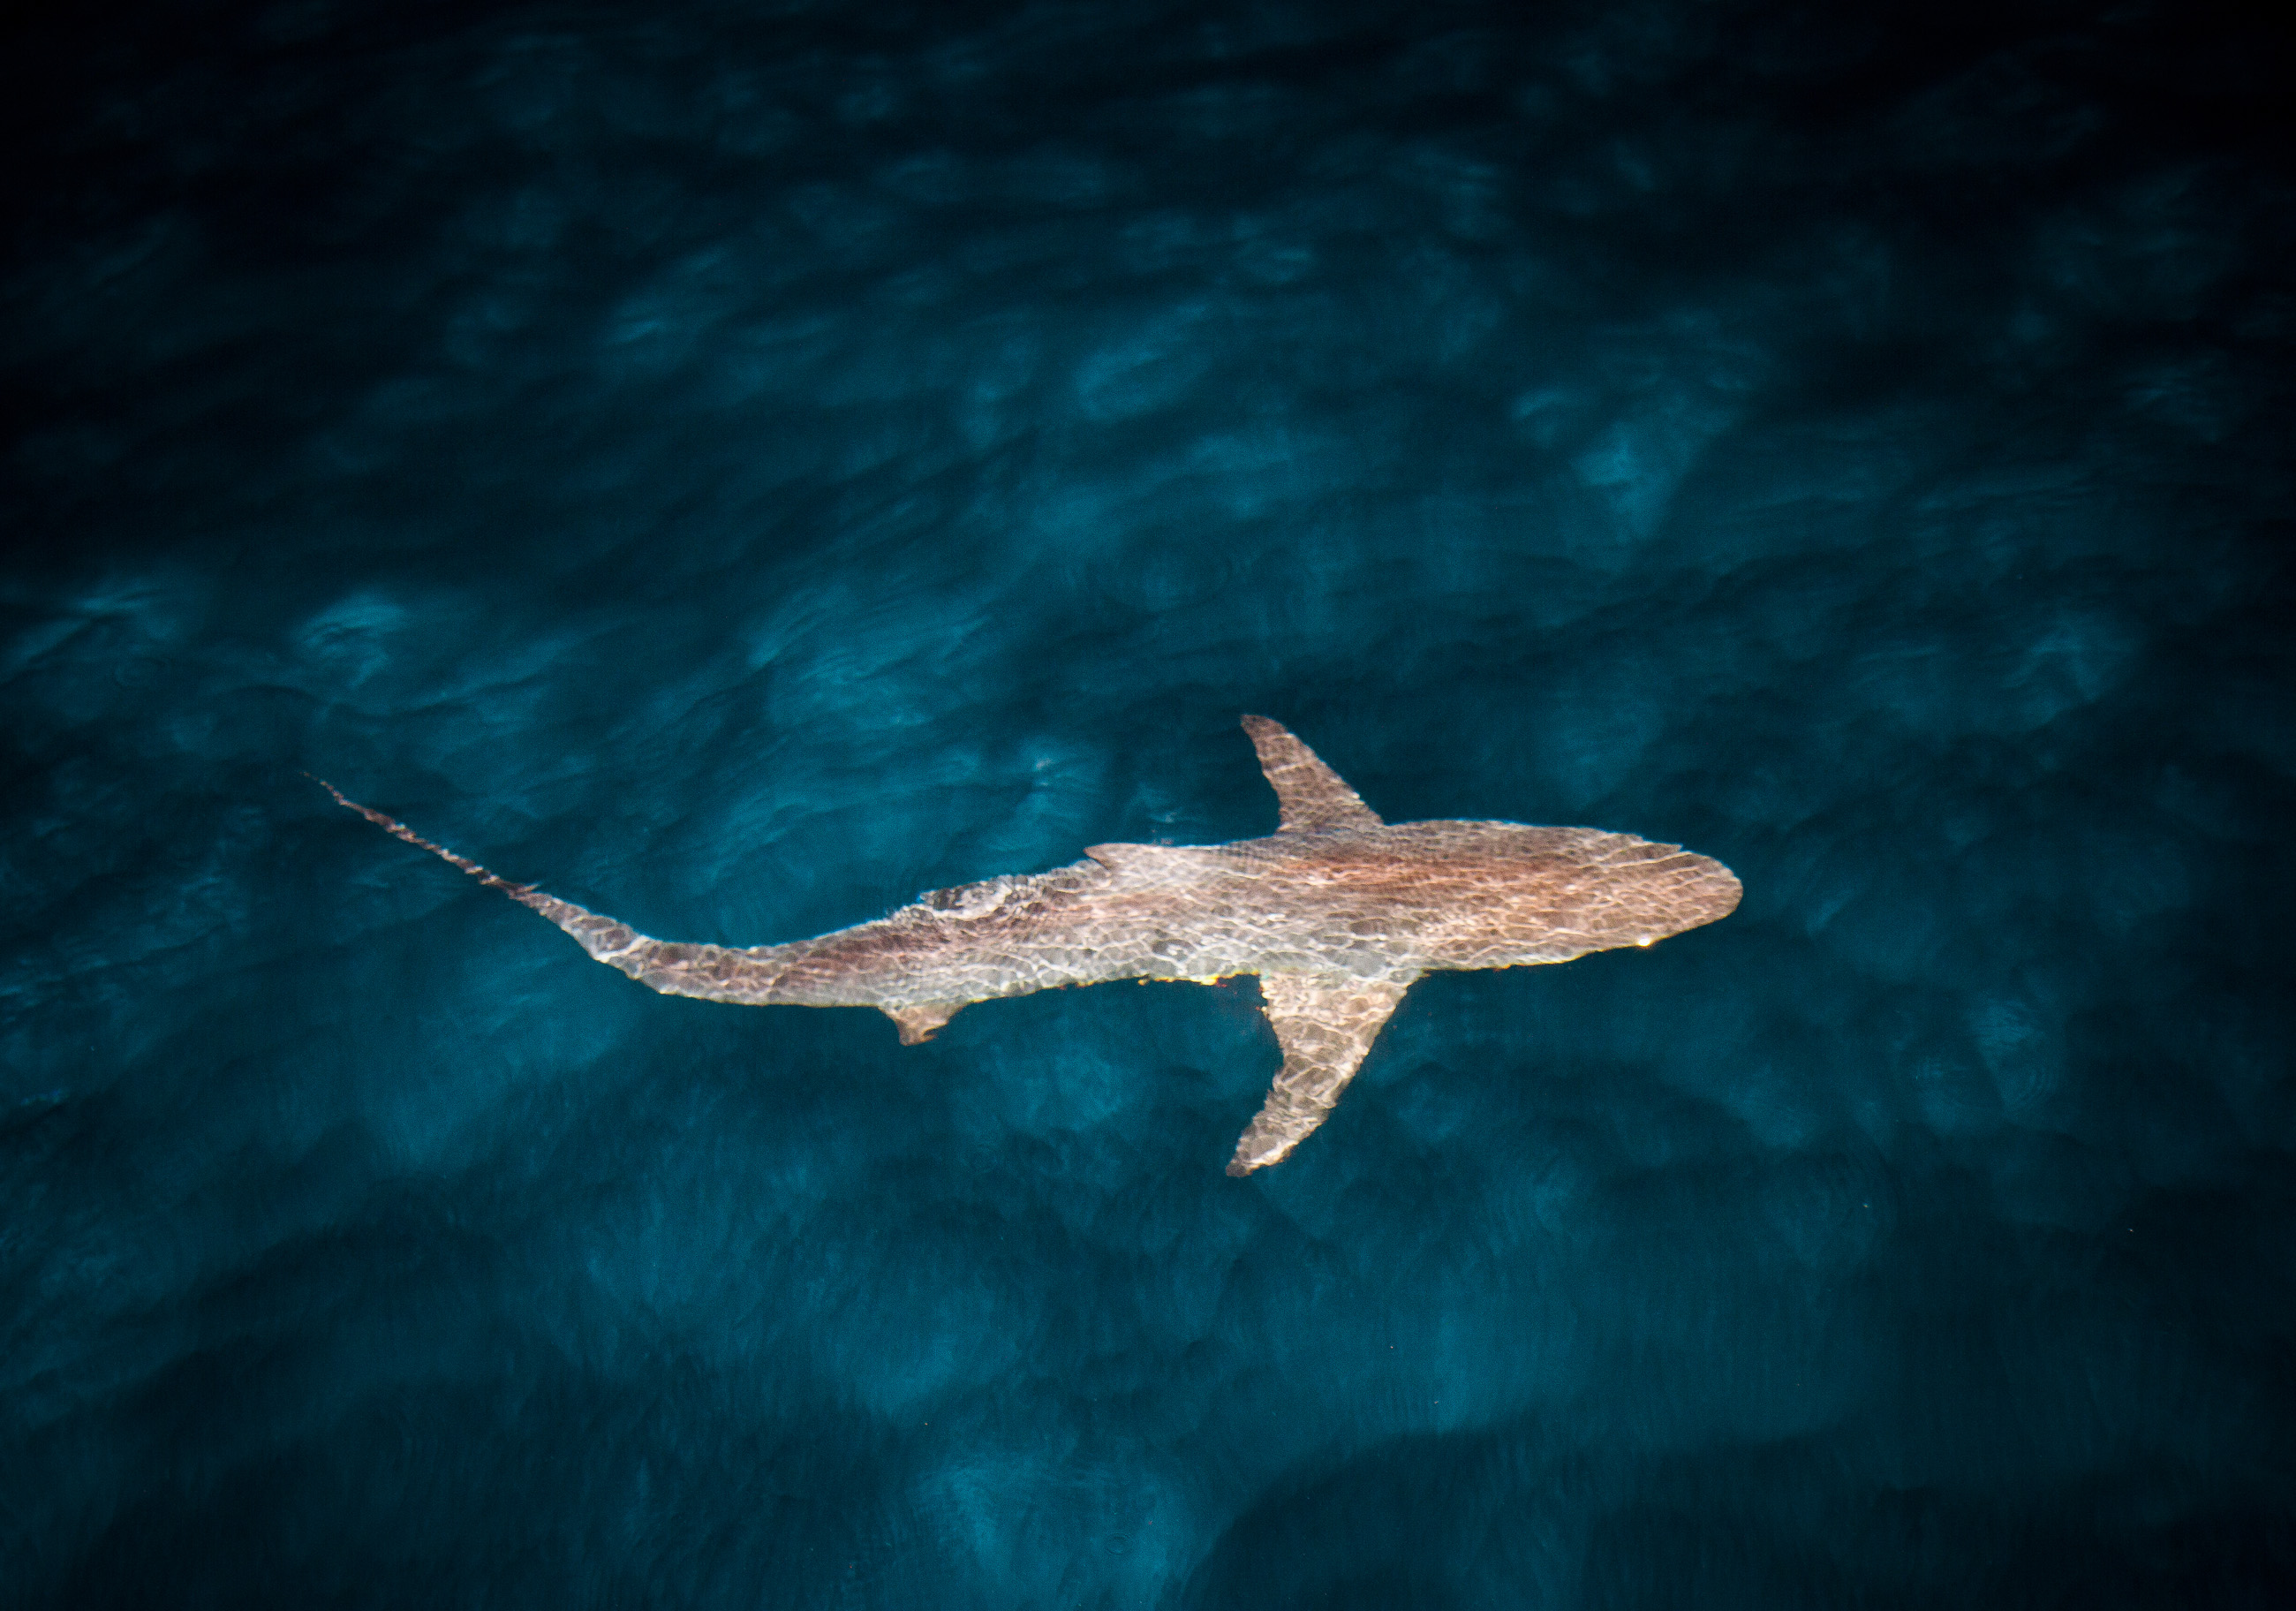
(4, 1, 2292, 1604)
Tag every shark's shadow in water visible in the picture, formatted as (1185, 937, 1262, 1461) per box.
(321, 717, 1741, 1173)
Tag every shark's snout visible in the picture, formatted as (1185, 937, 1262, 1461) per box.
(1683, 856, 1743, 930)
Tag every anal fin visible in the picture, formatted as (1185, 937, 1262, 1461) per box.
(1228, 973, 1416, 1175)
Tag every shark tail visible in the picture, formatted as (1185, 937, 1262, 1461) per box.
(313, 777, 661, 973)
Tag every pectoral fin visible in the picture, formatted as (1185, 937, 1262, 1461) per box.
(1227, 973, 1416, 1176)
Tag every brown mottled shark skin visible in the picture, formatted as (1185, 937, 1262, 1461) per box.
(320, 716, 1741, 1175)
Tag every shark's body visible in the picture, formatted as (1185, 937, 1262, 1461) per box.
(324, 716, 1740, 1173)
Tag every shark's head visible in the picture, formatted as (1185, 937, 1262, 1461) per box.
(1401, 821, 1741, 969)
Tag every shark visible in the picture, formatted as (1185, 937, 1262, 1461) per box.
(320, 716, 1740, 1174)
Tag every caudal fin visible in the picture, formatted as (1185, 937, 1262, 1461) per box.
(312, 776, 655, 966)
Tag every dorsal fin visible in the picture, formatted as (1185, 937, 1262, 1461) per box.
(1239, 715, 1382, 835)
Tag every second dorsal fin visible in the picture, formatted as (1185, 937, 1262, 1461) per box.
(1084, 842, 1218, 876)
(1239, 715, 1383, 835)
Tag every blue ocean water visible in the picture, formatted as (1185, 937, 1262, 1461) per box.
(4, 0, 2291, 1604)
